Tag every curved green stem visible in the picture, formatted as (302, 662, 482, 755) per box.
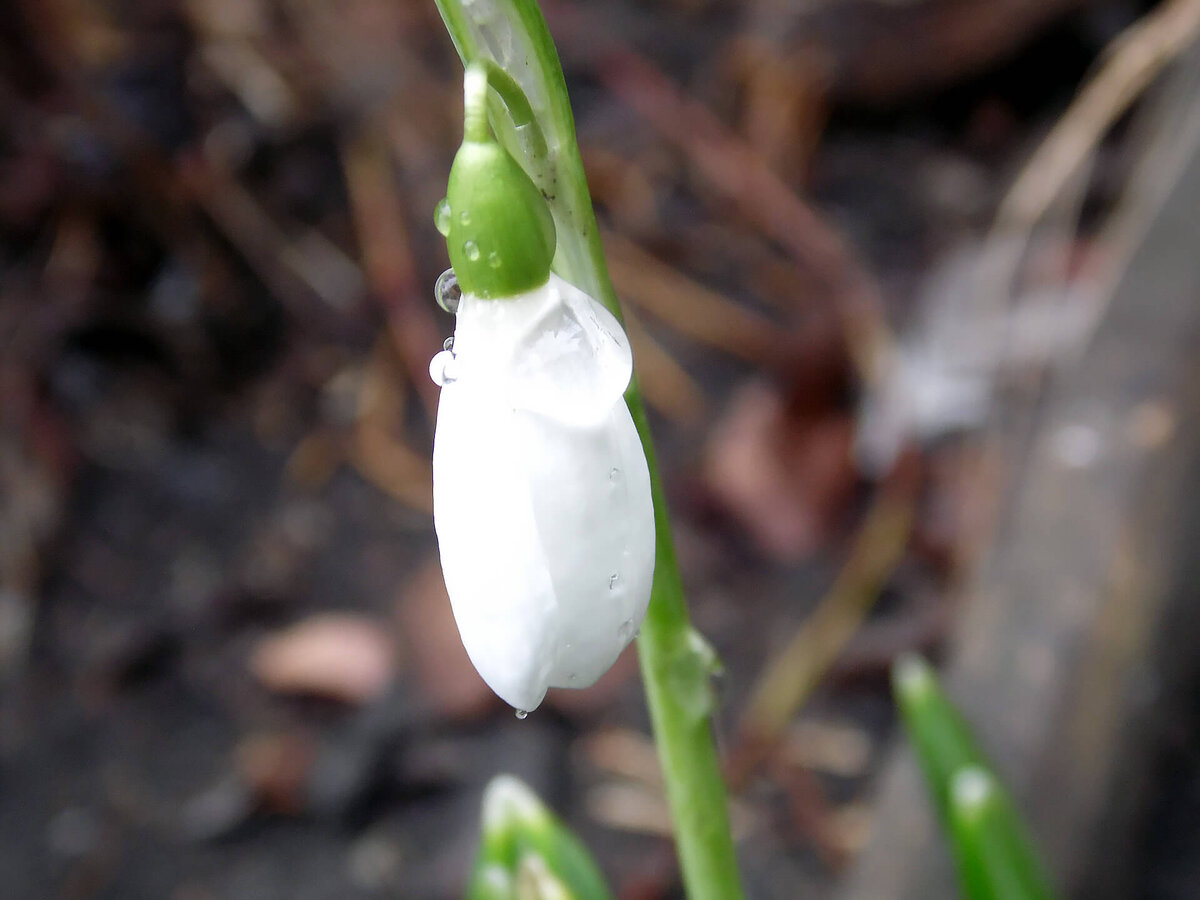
(471, 58, 551, 163)
(479, 60, 540, 133)
(432, 2, 745, 898)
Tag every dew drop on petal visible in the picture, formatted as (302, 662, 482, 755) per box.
(429, 350, 458, 387)
(435, 268, 461, 314)
(609, 467, 620, 483)
(514, 709, 529, 720)
(464, 241, 481, 262)
(609, 573, 620, 590)
(434, 198, 452, 236)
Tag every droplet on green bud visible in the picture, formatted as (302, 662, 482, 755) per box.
(434, 197, 452, 237)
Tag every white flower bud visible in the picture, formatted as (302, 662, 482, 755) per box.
(431, 273, 656, 713)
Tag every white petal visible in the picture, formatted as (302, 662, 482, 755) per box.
(451, 274, 633, 425)
(431, 276, 655, 711)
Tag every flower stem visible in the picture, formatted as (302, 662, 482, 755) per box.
(462, 64, 493, 143)
(432, 2, 744, 897)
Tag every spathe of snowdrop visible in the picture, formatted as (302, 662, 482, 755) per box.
(430, 271, 655, 713)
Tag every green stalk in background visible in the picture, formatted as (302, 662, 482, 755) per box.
(948, 767, 1055, 900)
(893, 653, 992, 825)
(893, 655, 1058, 900)
(431, 2, 744, 897)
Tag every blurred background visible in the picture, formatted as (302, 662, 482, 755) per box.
(3, 0, 1200, 897)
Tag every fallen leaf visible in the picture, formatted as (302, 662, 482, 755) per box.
(703, 380, 856, 561)
(250, 613, 396, 703)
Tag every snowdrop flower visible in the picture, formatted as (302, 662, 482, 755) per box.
(428, 64, 655, 714)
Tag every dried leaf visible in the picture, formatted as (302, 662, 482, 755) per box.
(704, 381, 856, 560)
(250, 613, 396, 703)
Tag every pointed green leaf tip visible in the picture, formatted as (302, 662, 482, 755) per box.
(444, 64, 556, 300)
(892, 652, 990, 827)
(949, 767, 1057, 900)
(467, 776, 612, 900)
(892, 656, 1059, 900)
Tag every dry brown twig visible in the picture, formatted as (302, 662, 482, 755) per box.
(604, 231, 784, 365)
(545, 1, 894, 386)
(962, 0, 1200, 581)
(340, 123, 444, 420)
(997, 0, 1200, 232)
(180, 156, 366, 325)
(729, 460, 918, 788)
(621, 309, 708, 425)
(347, 339, 435, 513)
(973, 0, 1200, 346)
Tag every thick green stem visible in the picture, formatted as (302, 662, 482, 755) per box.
(627, 389, 743, 900)
(432, 2, 744, 897)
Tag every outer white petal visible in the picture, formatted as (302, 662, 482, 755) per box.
(432, 274, 655, 712)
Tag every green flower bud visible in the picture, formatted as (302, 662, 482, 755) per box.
(444, 64, 556, 299)
(466, 776, 612, 900)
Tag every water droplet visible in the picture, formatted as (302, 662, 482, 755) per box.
(428, 350, 458, 387)
(434, 268, 461, 314)
(434, 198, 452, 236)
(514, 709, 528, 720)
(459, 210, 471, 226)
(609, 573, 620, 590)
(567, 673, 577, 683)
(463, 241, 481, 262)
(487, 251, 502, 269)
(608, 467, 620, 483)
(618, 618, 635, 642)
(443, 336, 455, 353)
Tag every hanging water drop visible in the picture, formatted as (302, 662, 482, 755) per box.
(514, 708, 529, 720)
(429, 350, 458, 387)
(434, 198, 452, 237)
(434, 268, 461, 314)
(464, 241, 481, 262)
(443, 336, 455, 353)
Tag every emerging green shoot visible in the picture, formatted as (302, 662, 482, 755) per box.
(893, 655, 1059, 900)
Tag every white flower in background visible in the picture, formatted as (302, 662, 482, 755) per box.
(429, 272, 655, 713)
